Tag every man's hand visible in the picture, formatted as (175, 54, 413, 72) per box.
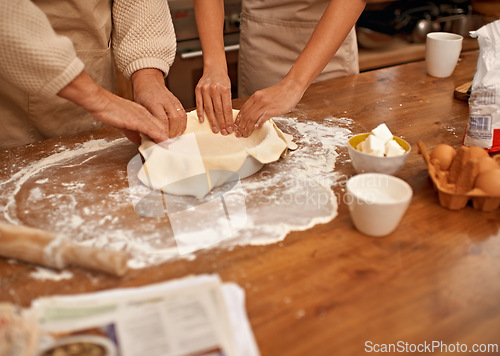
(58, 71, 172, 145)
(132, 68, 187, 139)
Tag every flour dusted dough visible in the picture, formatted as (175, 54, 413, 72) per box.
(138, 110, 296, 198)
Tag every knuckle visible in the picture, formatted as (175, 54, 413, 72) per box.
(170, 110, 181, 119)
(254, 90, 264, 99)
(201, 85, 210, 95)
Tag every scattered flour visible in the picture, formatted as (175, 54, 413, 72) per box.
(28, 187, 43, 201)
(30, 267, 74, 281)
(0, 138, 127, 225)
(0, 117, 354, 276)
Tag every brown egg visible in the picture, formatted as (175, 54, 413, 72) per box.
(476, 156, 499, 175)
(474, 169, 500, 196)
(430, 144, 456, 171)
(468, 146, 489, 159)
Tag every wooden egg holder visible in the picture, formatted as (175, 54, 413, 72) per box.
(418, 141, 500, 211)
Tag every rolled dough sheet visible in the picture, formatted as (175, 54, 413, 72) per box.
(138, 109, 297, 198)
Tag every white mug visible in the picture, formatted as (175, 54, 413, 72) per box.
(346, 173, 413, 237)
(425, 32, 463, 78)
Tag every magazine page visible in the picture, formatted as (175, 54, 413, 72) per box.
(30, 275, 256, 356)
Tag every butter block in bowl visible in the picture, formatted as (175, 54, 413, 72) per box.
(348, 124, 411, 175)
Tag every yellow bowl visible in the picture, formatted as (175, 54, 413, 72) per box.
(347, 133, 411, 175)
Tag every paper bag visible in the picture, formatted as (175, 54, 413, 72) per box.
(464, 20, 500, 152)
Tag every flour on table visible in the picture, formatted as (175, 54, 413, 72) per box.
(0, 117, 354, 274)
(0, 138, 127, 225)
(30, 267, 74, 281)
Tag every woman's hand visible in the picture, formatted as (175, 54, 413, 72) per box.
(193, 0, 233, 135)
(195, 68, 234, 135)
(234, 0, 366, 138)
(234, 80, 304, 137)
(131, 68, 187, 140)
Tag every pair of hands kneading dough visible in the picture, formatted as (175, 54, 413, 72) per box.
(138, 110, 297, 198)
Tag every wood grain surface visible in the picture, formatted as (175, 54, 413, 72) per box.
(358, 38, 479, 72)
(1, 51, 499, 355)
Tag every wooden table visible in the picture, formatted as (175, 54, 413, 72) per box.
(1, 51, 499, 355)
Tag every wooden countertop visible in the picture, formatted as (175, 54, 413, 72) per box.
(1, 51, 499, 355)
(359, 38, 479, 71)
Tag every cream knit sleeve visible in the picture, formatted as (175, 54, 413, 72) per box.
(112, 0, 177, 80)
(0, 0, 84, 97)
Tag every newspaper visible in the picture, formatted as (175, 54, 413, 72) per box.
(1, 274, 259, 356)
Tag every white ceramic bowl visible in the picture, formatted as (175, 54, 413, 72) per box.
(347, 133, 411, 175)
(346, 173, 413, 236)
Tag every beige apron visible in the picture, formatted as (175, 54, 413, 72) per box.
(238, 0, 359, 97)
(0, 0, 113, 148)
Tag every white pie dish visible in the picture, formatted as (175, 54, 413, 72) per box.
(138, 110, 296, 198)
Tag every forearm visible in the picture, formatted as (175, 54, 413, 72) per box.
(131, 68, 165, 97)
(193, 0, 227, 73)
(57, 70, 174, 144)
(112, 0, 176, 79)
(57, 71, 110, 115)
(283, 0, 366, 92)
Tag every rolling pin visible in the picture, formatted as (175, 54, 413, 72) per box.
(0, 222, 129, 277)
